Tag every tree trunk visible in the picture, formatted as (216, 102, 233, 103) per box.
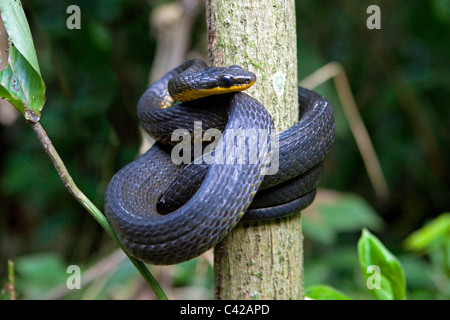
(207, 0, 303, 300)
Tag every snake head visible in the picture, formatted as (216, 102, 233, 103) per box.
(217, 65, 256, 88)
(168, 64, 256, 102)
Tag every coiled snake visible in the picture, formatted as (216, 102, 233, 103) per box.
(105, 59, 335, 265)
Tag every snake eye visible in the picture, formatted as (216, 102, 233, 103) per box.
(220, 75, 233, 87)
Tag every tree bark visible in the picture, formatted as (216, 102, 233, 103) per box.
(207, 0, 303, 299)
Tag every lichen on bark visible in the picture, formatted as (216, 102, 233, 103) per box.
(207, 0, 304, 300)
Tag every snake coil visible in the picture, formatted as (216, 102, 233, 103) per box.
(105, 59, 335, 265)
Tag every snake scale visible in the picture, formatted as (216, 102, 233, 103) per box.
(105, 59, 335, 265)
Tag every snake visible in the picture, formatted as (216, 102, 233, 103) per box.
(104, 59, 335, 265)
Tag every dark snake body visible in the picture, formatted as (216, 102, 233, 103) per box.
(105, 60, 335, 265)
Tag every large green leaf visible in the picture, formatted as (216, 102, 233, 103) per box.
(0, 0, 45, 121)
(358, 229, 406, 300)
(0, 0, 40, 74)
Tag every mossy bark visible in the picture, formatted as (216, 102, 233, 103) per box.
(207, 0, 304, 299)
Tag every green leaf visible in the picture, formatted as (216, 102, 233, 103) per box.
(0, 0, 46, 121)
(0, 0, 41, 75)
(358, 228, 406, 300)
(404, 212, 450, 251)
(0, 46, 45, 120)
(305, 285, 353, 300)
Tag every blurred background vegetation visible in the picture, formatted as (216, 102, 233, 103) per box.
(0, 0, 448, 299)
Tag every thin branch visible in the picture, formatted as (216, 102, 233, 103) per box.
(27, 119, 168, 300)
